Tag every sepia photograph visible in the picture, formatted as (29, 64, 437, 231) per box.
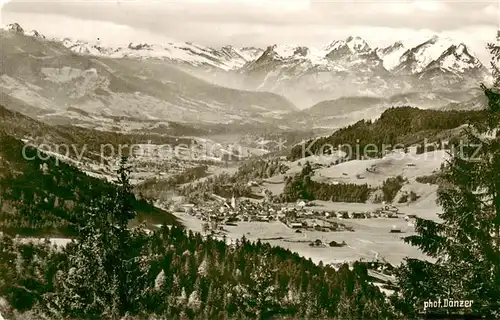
(0, 0, 498, 319)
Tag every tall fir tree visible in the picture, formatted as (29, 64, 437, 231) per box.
(42, 157, 152, 319)
(395, 34, 500, 318)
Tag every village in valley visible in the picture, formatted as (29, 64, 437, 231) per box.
(174, 192, 417, 249)
(127, 143, 445, 269)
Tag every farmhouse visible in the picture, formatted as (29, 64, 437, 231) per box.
(352, 212, 365, 219)
(329, 240, 347, 247)
(289, 222, 303, 229)
(309, 239, 324, 247)
(181, 203, 195, 214)
(296, 200, 306, 208)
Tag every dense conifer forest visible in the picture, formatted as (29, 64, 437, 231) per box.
(281, 162, 372, 203)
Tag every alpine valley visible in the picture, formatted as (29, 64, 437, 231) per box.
(1, 15, 500, 320)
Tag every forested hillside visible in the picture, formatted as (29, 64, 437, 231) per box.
(0, 134, 179, 236)
(0, 104, 195, 163)
(281, 163, 372, 203)
(289, 107, 489, 161)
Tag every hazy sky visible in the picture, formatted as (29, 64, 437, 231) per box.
(1, 0, 499, 64)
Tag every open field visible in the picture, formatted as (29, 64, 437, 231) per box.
(261, 149, 446, 194)
(312, 150, 449, 187)
(173, 211, 432, 266)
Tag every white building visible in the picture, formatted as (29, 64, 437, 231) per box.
(231, 195, 237, 209)
(296, 200, 306, 208)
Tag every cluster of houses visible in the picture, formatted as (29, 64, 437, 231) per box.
(179, 194, 283, 224)
(178, 195, 417, 235)
(283, 219, 349, 232)
(309, 239, 347, 248)
(292, 200, 410, 220)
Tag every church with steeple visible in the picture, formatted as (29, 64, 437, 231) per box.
(230, 193, 237, 209)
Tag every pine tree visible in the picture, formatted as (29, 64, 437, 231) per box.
(395, 35, 500, 318)
(301, 161, 313, 177)
(42, 157, 152, 319)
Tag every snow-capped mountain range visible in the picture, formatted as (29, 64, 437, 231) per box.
(2, 22, 486, 79)
(246, 34, 486, 78)
(0, 23, 295, 129)
(0, 22, 491, 128)
(239, 35, 489, 107)
(62, 38, 264, 71)
(2, 22, 45, 39)
(2, 23, 263, 71)
(392, 35, 483, 75)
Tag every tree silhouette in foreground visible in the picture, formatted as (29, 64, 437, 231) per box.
(42, 157, 152, 318)
(395, 36, 500, 318)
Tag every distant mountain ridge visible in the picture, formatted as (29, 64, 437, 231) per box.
(3, 24, 486, 79)
(286, 88, 486, 129)
(61, 39, 264, 71)
(0, 22, 491, 129)
(240, 36, 489, 107)
(3, 22, 45, 38)
(1, 23, 263, 71)
(246, 35, 487, 77)
(0, 23, 296, 129)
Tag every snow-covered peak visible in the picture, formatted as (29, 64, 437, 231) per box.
(217, 45, 259, 67)
(3, 22, 24, 34)
(1, 22, 45, 39)
(380, 41, 404, 53)
(397, 35, 458, 74)
(258, 44, 333, 66)
(62, 38, 118, 56)
(346, 36, 371, 53)
(325, 36, 371, 54)
(267, 44, 302, 59)
(375, 41, 407, 71)
(426, 42, 483, 74)
(239, 46, 265, 61)
(455, 43, 466, 55)
(25, 29, 45, 39)
(218, 45, 241, 61)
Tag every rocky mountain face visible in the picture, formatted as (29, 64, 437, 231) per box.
(55, 33, 489, 105)
(60, 38, 264, 72)
(240, 36, 489, 108)
(0, 24, 294, 131)
(0, 23, 490, 131)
